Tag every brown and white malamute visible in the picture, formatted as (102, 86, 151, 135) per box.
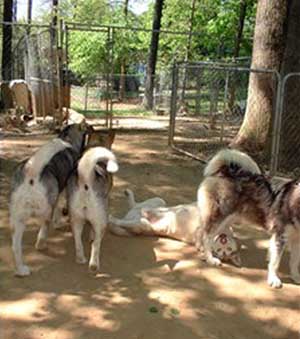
(197, 148, 300, 288)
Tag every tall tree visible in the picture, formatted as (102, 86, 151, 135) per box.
(181, 0, 197, 100)
(231, 0, 289, 153)
(143, 0, 165, 110)
(118, 0, 129, 101)
(1, 0, 13, 80)
(227, 0, 248, 111)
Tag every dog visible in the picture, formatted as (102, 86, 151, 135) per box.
(267, 180, 300, 288)
(197, 148, 300, 288)
(10, 123, 88, 276)
(109, 189, 241, 266)
(67, 147, 118, 273)
(52, 127, 116, 229)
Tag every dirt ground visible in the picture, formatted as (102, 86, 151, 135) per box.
(0, 127, 299, 339)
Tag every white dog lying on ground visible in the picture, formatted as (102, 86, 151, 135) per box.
(109, 189, 241, 266)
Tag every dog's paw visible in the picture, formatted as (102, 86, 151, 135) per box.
(291, 273, 300, 284)
(207, 257, 222, 266)
(35, 239, 48, 251)
(76, 256, 87, 264)
(268, 274, 282, 288)
(15, 265, 31, 277)
(89, 263, 99, 274)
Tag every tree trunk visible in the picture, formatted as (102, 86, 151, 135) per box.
(231, 0, 288, 154)
(119, 0, 129, 101)
(277, 0, 300, 170)
(180, 0, 197, 101)
(228, 0, 248, 111)
(1, 0, 13, 81)
(143, 0, 165, 110)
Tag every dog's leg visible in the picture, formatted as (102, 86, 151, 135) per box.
(268, 233, 286, 288)
(89, 223, 106, 273)
(202, 231, 222, 266)
(35, 217, 51, 250)
(289, 238, 300, 284)
(11, 218, 30, 276)
(72, 219, 87, 264)
(52, 192, 67, 230)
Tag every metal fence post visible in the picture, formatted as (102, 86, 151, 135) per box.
(168, 62, 179, 146)
(269, 72, 282, 176)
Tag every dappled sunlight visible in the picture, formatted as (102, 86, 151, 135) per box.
(0, 293, 51, 322)
(55, 294, 120, 331)
(200, 267, 275, 299)
(25, 327, 74, 339)
(1, 131, 299, 339)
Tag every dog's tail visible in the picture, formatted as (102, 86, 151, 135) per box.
(204, 148, 261, 177)
(77, 146, 118, 183)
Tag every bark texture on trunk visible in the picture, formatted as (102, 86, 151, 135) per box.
(231, 0, 288, 153)
(143, 0, 165, 110)
(1, 0, 13, 81)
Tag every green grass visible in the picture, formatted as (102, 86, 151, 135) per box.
(73, 107, 152, 117)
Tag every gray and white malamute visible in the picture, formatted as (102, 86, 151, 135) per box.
(67, 146, 118, 273)
(10, 124, 88, 276)
(197, 148, 300, 288)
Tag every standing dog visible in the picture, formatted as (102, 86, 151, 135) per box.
(109, 189, 241, 266)
(67, 147, 118, 273)
(197, 148, 300, 288)
(10, 124, 87, 276)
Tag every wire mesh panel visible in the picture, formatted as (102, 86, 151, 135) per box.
(275, 73, 300, 176)
(169, 62, 279, 167)
(1, 23, 60, 121)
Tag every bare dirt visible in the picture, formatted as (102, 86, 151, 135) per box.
(0, 127, 299, 339)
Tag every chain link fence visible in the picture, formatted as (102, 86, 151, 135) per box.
(273, 73, 300, 177)
(0, 22, 62, 129)
(168, 62, 279, 170)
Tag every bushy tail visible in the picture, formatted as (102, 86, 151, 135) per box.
(77, 147, 118, 183)
(204, 148, 261, 177)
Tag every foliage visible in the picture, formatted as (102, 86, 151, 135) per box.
(33, 0, 257, 78)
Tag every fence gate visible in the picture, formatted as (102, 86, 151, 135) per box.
(168, 61, 280, 171)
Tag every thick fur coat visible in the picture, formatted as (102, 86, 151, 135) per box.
(197, 148, 300, 288)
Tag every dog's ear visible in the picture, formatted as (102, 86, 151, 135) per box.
(86, 129, 115, 149)
(107, 129, 116, 149)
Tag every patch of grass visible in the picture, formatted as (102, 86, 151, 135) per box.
(71, 107, 152, 117)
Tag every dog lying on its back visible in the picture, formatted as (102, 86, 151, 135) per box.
(109, 189, 241, 266)
(10, 123, 88, 276)
(197, 148, 300, 288)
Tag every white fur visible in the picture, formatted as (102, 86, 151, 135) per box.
(109, 190, 241, 266)
(10, 139, 72, 276)
(204, 148, 261, 177)
(24, 138, 71, 178)
(268, 225, 300, 288)
(68, 147, 118, 273)
(77, 147, 118, 184)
